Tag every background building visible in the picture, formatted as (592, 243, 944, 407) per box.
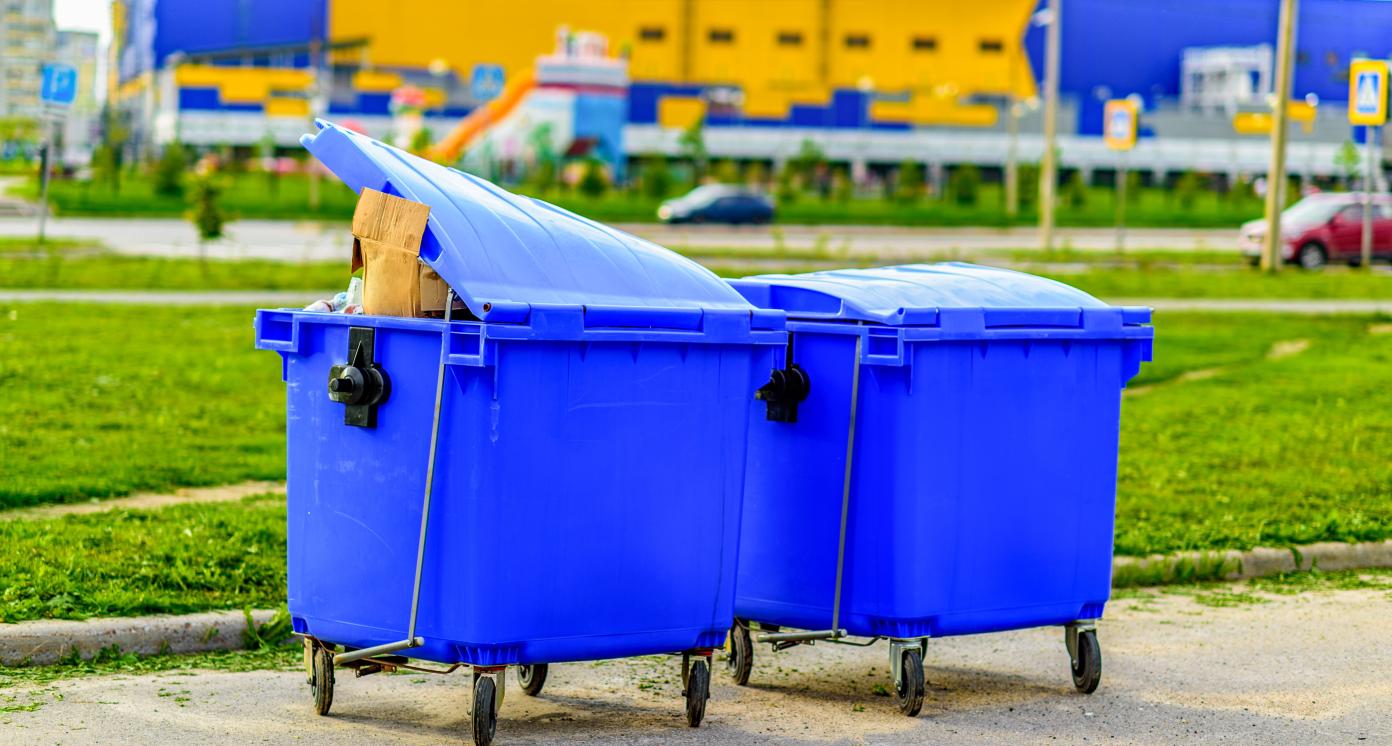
(109, 0, 1392, 180)
(56, 29, 100, 164)
(0, 0, 57, 121)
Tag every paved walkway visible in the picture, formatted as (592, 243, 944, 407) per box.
(5, 586, 1388, 744)
(0, 481, 282, 522)
(3, 288, 1389, 314)
(0, 215, 1238, 261)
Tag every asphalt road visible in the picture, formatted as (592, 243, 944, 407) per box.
(0, 215, 1238, 262)
(7, 586, 1388, 744)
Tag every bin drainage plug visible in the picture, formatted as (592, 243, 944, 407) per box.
(756, 364, 810, 423)
(328, 327, 391, 428)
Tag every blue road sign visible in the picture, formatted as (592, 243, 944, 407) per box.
(40, 64, 78, 106)
(470, 64, 505, 102)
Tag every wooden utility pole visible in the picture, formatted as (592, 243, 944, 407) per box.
(1260, 0, 1299, 272)
(1038, 0, 1062, 251)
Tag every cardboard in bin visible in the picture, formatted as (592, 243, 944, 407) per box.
(350, 188, 462, 317)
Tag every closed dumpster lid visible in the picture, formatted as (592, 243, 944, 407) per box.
(300, 119, 756, 323)
(729, 263, 1151, 328)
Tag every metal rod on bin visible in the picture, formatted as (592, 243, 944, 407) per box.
(756, 334, 860, 647)
(336, 289, 457, 666)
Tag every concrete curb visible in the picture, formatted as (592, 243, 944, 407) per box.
(2, 541, 1389, 667)
(1113, 539, 1392, 586)
(0, 609, 278, 666)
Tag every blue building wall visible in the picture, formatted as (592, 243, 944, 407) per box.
(1027, 0, 1392, 135)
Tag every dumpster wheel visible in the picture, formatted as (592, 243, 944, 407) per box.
(1069, 629, 1102, 694)
(309, 642, 335, 717)
(725, 622, 753, 686)
(683, 656, 710, 727)
(894, 649, 925, 717)
(472, 674, 497, 746)
(517, 664, 548, 696)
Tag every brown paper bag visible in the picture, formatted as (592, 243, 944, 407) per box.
(350, 188, 438, 317)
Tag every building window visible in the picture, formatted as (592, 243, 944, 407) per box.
(708, 28, 735, 44)
(912, 36, 937, 52)
(639, 26, 665, 42)
(777, 31, 803, 47)
(978, 39, 1004, 54)
(844, 34, 871, 49)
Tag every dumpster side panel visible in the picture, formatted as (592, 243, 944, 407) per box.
(842, 338, 1124, 638)
(735, 327, 1133, 639)
(734, 332, 856, 631)
(284, 313, 774, 665)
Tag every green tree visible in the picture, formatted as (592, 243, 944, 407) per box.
(186, 172, 226, 263)
(775, 165, 798, 204)
(1174, 170, 1202, 210)
(1017, 162, 1040, 210)
(578, 158, 608, 198)
(949, 163, 980, 206)
(832, 166, 853, 203)
(678, 120, 708, 183)
(790, 139, 825, 193)
(712, 158, 740, 184)
(1065, 170, 1089, 208)
(409, 126, 434, 156)
(895, 160, 924, 204)
(1334, 140, 1360, 189)
(642, 156, 672, 199)
(745, 161, 768, 189)
(153, 142, 188, 198)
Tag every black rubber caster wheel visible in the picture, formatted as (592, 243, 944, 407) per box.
(725, 622, 753, 686)
(684, 657, 710, 727)
(310, 643, 334, 716)
(473, 674, 497, 746)
(895, 649, 925, 717)
(1070, 629, 1102, 694)
(517, 663, 548, 697)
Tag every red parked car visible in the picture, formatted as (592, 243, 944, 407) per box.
(1239, 193, 1392, 269)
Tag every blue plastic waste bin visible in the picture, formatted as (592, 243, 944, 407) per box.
(254, 121, 784, 744)
(722, 263, 1152, 715)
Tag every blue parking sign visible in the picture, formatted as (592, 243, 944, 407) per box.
(41, 64, 78, 106)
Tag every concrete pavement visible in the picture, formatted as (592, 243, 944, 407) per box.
(0, 215, 1239, 261)
(5, 585, 1388, 744)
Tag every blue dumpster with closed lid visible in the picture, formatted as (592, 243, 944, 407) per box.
(721, 263, 1152, 715)
(254, 120, 784, 743)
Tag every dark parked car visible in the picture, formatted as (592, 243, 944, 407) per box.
(1239, 193, 1392, 269)
(658, 185, 775, 224)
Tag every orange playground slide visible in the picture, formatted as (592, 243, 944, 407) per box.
(427, 69, 536, 163)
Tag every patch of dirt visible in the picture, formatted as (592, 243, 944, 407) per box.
(1266, 338, 1310, 359)
(1369, 323, 1392, 335)
(0, 481, 284, 522)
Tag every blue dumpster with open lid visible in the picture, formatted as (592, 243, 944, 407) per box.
(722, 263, 1152, 715)
(253, 121, 784, 743)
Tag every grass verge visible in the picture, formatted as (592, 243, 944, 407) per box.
(0, 303, 284, 508)
(0, 496, 286, 623)
(0, 645, 300, 690)
(3, 303, 1390, 559)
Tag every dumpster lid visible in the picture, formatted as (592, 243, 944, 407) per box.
(730, 263, 1149, 327)
(301, 119, 755, 323)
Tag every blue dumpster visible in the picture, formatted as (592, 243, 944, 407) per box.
(254, 121, 784, 743)
(722, 263, 1152, 715)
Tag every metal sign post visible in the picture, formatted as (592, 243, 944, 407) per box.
(1349, 59, 1389, 270)
(1103, 99, 1139, 253)
(36, 63, 78, 243)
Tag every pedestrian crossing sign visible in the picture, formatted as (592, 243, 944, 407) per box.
(1102, 99, 1139, 150)
(1349, 59, 1389, 125)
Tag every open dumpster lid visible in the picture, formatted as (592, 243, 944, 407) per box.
(301, 119, 755, 323)
(729, 263, 1151, 328)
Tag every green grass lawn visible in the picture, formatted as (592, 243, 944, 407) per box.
(2, 301, 1389, 561)
(0, 496, 285, 623)
(2, 236, 1390, 299)
(0, 303, 285, 509)
(14, 171, 1272, 228)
